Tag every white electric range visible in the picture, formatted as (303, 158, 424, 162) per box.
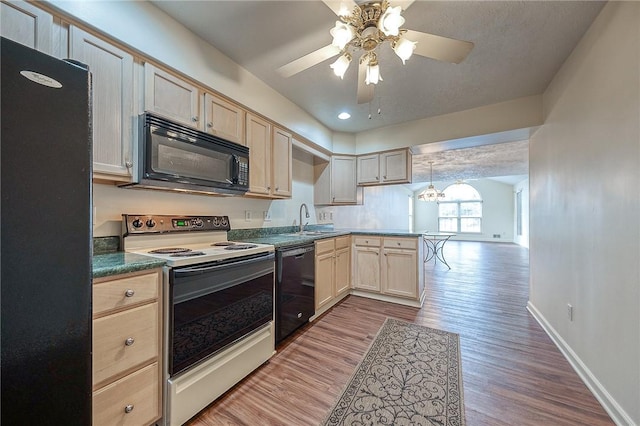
(122, 214, 276, 426)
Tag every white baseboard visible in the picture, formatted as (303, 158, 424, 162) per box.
(526, 301, 635, 426)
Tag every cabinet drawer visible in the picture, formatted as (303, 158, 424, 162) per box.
(335, 236, 350, 250)
(93, 362, 160, 426)
(354, 236, 381, 247)
(315, 238, 335, 254)
(93, 303, 159, 385)
(383, 238, 417, 250)
(93, 271, 159, 316)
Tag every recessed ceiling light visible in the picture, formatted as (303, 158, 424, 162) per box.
(338, 112, 351, 120)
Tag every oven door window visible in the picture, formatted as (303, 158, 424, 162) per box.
(170, 255, 274, 376)
(149, 126, 233, 185)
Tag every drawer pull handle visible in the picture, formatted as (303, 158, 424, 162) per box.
(124, 404, 134, 414)
(124, 289, 135, 297)
(397, 242, 401, 246)
(125, 337, 135, 346)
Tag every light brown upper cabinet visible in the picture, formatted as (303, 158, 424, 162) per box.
(271, 127, 292, 197)
(145, 64, 246, 146)
(144, 63, 201, 128)
(203, 93, 245, 145)
(357, 149, 412, 185)
(356, 153, 380, 184)
(1, 0, 53, 54)
(245, 113, 292, 199)
(245, 113, 272, 195)
(314, 155, 361, 205)
(69, 27, 135, 183)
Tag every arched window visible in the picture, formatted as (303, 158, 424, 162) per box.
(438, 183, 482, 233)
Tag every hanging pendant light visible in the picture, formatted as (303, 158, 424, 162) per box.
(418, 162, 445, 201)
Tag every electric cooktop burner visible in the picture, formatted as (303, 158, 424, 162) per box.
(149, 247, 191, 254)
(224, 244, 257, 250)
(212, 242, 236, 246)
(170, 251, 206, 257)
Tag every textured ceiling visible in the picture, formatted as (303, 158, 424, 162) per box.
(148, 0, 604, 183)
(411, 139, 529, 186)
(150, 0, 605, 134)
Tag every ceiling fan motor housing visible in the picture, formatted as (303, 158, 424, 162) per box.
(345, 1, 392, 52)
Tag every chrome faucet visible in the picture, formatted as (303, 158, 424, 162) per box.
(299, 203, 309, 233)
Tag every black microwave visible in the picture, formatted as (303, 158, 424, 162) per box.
(121, 113, 249, 196)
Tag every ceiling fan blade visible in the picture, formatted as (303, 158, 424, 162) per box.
(357, 60, 374, 104)
(276, 45, 341, 78)
(404, 30, 474, 64)
(394, 0, 416, 10)
(322, 0, 358, 17)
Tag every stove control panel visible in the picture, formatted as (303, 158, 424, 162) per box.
(122, 214, 230, 235)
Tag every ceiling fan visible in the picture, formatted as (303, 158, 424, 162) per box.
(276, 0, 474, 104)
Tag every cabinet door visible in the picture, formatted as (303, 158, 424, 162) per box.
(144, 63, 201, 129)
(315, 250, 335, 311)
(353, 246, 380, 292)
(357, 154, 380, 184)
(70, 27, 134, 182)
(272, 126, 292, 198)
(334, 247, 351, 296)
(1, 0, 52, 54)
(203, 93, 245, 144)
(381, 149, 410, 183)
(382, 248, 417, 298)
(331, 155, 358, 203)
(245, 113, 271, 195)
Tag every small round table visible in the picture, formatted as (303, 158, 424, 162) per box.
(422, 232, 455, 269)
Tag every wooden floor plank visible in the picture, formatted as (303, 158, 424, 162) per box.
(186, 241, 613, 426)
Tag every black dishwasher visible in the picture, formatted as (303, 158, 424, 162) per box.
(276, 243, 315, 345)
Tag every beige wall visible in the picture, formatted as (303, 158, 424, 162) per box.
(529, 2, 639, 424)
(355, 95, 543, 153)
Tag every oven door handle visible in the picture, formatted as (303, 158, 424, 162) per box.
(173, 253, 274, 277)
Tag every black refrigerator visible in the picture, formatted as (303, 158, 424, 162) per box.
(1, 37, 92, 424)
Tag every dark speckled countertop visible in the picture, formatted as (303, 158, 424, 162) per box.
(91, 228, 423, 277)
(236, 229, 423, 249)
(92, 252, 165, 279)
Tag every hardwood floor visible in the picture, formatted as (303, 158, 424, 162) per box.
(186, 241, 613, 426)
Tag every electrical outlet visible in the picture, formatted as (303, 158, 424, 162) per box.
(567, 303, 573, 321)
(263, 211, 271, 222)
(329, 211, 333, 220)
(244, 210, 251, 222)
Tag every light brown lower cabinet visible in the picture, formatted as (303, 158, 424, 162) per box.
(315, 236, 351, 316)
(92, 269, 163, 426)
(352, 235, 425, 307)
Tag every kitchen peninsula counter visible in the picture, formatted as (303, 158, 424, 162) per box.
(234, 228, 424, 249)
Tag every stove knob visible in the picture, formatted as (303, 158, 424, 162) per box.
(132, 219, 143, 228)
(220, 217, 228, 227)
(146, 219, 156, 228)
(192, 218, 204, 228)
(212, 217, 220, 227)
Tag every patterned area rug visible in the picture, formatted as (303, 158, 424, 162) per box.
(323, 318, 465, 426)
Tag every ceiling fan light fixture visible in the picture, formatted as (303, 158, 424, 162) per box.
(365, 56, 382, 85)
(330, 21, 356, 50)
(378, 5, 405, 37)
(393, 36, 416, 64)
(330, 52, 352, 79)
